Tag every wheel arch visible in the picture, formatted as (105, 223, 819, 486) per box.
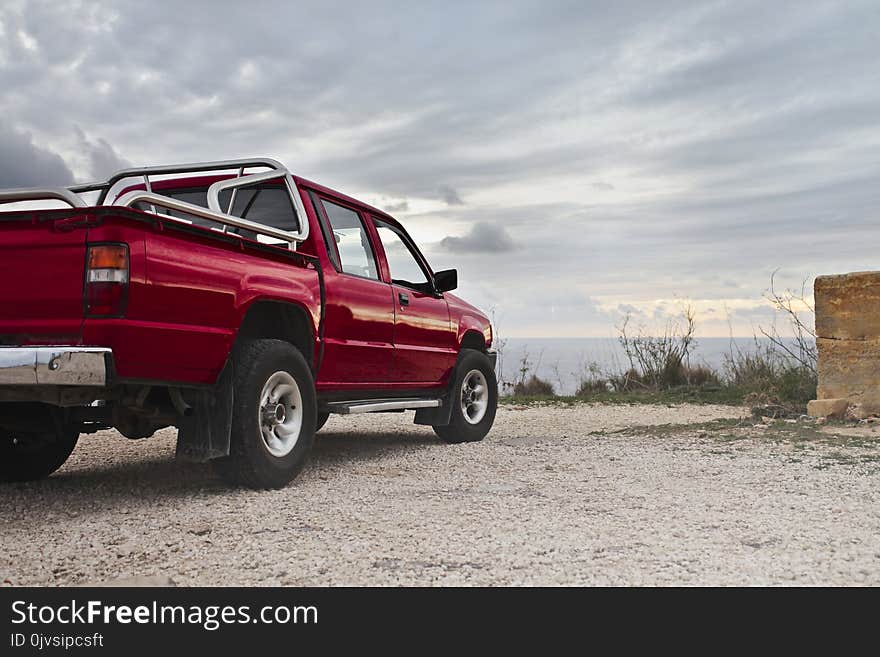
(233, 299, 317, 372)
(458, 328, 487, 353)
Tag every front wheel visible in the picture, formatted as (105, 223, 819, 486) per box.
(0, 427, 79, 482)
(433, 349, 498, 444)
(213, 339, 317, 489)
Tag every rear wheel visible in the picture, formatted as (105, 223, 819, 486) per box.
(315, 411, 330, 432)
(213, 339, 316, 489)
(433, 349, 498, 444)
(0, 427, 79, 482)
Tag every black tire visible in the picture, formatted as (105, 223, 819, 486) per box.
(315, 411, 330, 433)
(213, 339, 317, 489)
(0, 428, 79, 482)
(433, 349, 498, 444)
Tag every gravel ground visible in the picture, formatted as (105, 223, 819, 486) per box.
(3, 402, 880, 586)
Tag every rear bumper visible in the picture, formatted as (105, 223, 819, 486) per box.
(0, 347, 112, 386)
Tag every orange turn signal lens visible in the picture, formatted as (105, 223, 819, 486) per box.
(88, 244, 129, 270)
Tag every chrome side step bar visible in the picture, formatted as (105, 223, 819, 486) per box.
(325, 398, 442, 415)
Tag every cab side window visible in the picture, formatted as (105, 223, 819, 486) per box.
(373, 219, 431, 291)
(319, 199, 379, 280)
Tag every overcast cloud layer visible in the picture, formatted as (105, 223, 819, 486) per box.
(1, 0, 878, 336)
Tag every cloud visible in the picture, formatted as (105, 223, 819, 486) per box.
(75, 127, 131, 180)
(439, 221, 517, 254)
(438, 185, 464, 206)
(382, 200, 409, 213)
(0, 120, 74, 187)
(1, 1, 879, 335)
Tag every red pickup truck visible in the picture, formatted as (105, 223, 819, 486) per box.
(0, 158, 497, 488)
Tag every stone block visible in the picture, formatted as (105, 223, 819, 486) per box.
(816, 337, 880, 410)
(815, 272, 880, 340)
(806, 398, 849, 419)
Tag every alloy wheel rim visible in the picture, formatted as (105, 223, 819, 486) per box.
(258, 371, 303, 457)
(460, 369, 489, 425)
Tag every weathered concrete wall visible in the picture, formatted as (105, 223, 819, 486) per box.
(809, 271, 880, 418)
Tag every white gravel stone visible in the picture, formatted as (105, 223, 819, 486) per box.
(2, 402, 879, 586)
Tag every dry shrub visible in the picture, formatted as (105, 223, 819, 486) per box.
(575, 377, 610, 397)
(513, 374, 555, 397)
(618, 305, 699, 389)
(683, 365, 720, 387)
(725, 339, 816, 415)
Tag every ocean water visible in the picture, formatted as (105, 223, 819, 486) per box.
(496, 336, 787, 395)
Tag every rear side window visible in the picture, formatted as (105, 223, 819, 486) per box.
(134, 188, 212, 225)
(319, 199, 379, 280)
(221, 185, 298, 232)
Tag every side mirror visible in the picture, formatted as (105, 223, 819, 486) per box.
(434, 269, 458, 293)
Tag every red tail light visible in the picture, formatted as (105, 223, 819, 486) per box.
(85, 244, 129, 317)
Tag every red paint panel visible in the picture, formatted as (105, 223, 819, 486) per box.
(318, 273, 395, 383)
(390, 285, 456, 384)
(0, 214, 88, 343)
(82, 318, 232, 384)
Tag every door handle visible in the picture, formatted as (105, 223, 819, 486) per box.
(398, 292, 409, 307)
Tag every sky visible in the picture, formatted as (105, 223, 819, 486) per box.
(1, 0, 878, 337)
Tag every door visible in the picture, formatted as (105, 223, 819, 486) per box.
(311, 195, 395, 384)
(371, 218, 457, 384)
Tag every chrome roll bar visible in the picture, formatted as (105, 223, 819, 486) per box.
(113, 190, 302, 247)
(0, 187, 87, 208)
(206, 168, 293, 212)
(204, 169, 309, 241)
(0, 157, 309, 244)
(69, 157, 287, 200)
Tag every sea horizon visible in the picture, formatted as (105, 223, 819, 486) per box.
(496, 335, 801, 395)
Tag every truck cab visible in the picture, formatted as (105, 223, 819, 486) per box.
(0, 158, 497, 488)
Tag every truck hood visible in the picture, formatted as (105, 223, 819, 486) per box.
(445, 293, 484, 318)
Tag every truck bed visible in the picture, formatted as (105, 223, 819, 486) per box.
(0, 205, 322, 386)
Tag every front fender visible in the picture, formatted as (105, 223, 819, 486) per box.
(456, 313, 492, 349)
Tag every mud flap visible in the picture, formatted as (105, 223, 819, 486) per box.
(175, 362, 233, 462)
(415, 354, 461, 427)
(414, 397, 451, 426)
